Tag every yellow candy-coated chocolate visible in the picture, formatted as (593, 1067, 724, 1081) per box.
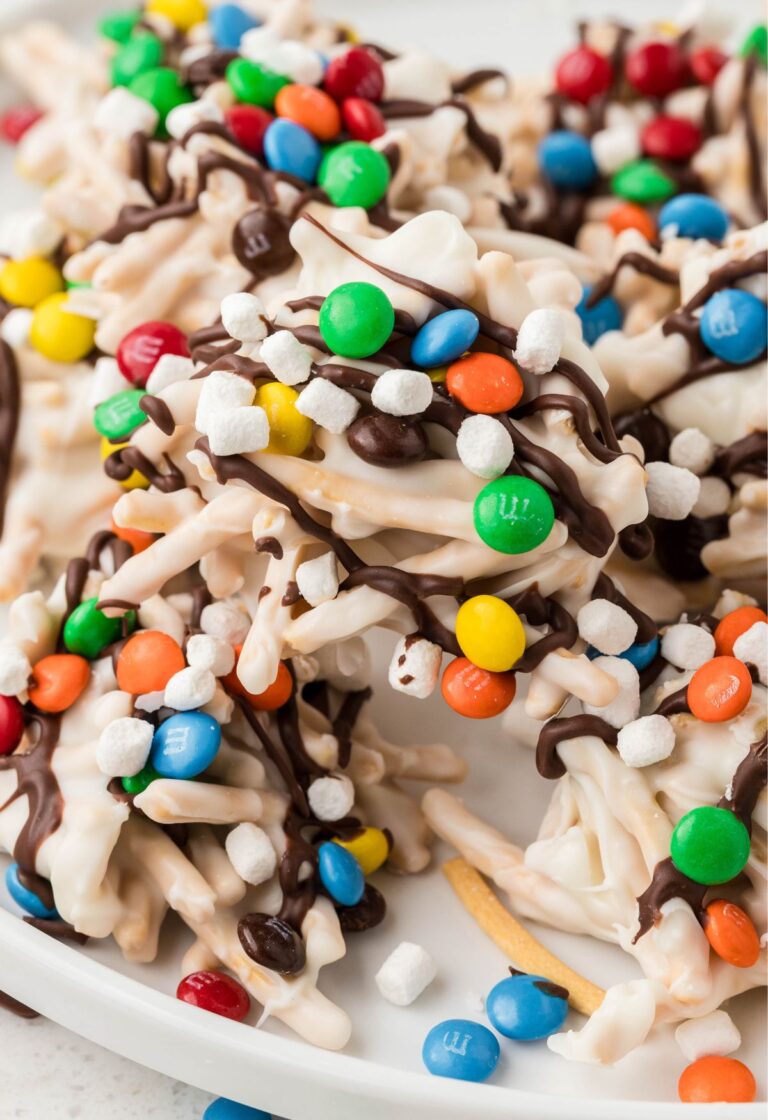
(333, 827, 389, 876)
(455, 594, 526, 673)
(30, 292, 96, 362)
(256, 382, 313, 456)
(0, 257, 63, 308)
(145, 0, 207, 31)
(428, 366, 448, 384)
(100, 437, 149, 491)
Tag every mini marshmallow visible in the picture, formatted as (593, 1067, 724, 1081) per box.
(260, 330, 313, 386)
(514, 308, 567, 374)
(166, 97, 223, 140)
(375, 941, 437, 1006)
(388, 635, 442, 699)
(617, 714, 676, 768)
(146, 353, 196, 395)
(185, 633, 236, 678)
(0, 646, 31, 696)
(661, 623, 715, 670)
(94, 86, 159, 139)
(200, 601, 250, 645)
(240, 29, 323, 85)
(590, 126, 641, 175)
(96, 717, 153, 777)
(134, 690, 166, 714)
(295, 378, 359, 433)
(295, 552, 339, 607)
(675, 1011, 741, 1062)
(713, 588, 758, 618)
(89, 356, 133, 408)
(692, 476, 731, 519)
(225, 822, 277, 886)
(371, 368, 433, 417)
(207, 405, 270, 456)
(584, 656, 640, 728)
(0, 308, 32, 348)
(220, 293, 268, 344)
(195, 370, 254, 435)
(645, 461, 701, 520)
(733, 621, 768, 684)
(423, 185, 473, 223)
(456, 414, 514, 479)
(164, 666, 217, 711)
(307, 773, 355, 821)
(669, 427, 716, 475)
(0, 210, 62, 260)
(577, 598, 637, 655)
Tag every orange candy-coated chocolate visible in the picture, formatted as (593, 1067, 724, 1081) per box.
(678, 1056, 756, 1103)
(713, 606, 767, 657)
(703, 899, 761, 968)
(686, 656, 752, 722)
(274, 84, 341, 140)
(110, 516, 156, 556)
(605, 202, 656, 240)
(224, 650, 293, 711)
(441, 657, 516, 719)
(28, 654, 90, 712)
(446, 353, 524, 414)
(116, 631, 186, 695)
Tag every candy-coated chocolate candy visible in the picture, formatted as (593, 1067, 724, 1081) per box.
(411, 309, 479, 369)
(605, 202, 656, 240)
(610, 159, 676, 204)
(176, 970, 250, 1021)
(110, 516, 155, 555)
(28, 654, 90, 713)
(689, 46, 728, 85)
(617, 635, 660, 671)
(98, 9, 141, 43)
(538, 130, 597, 190)
(238, 913, 306, 974)
(687, 655, 752, 722)
(323, 47, 384, 103)
(0, 257, 63, 309)
(641, 115, 701, 161)
(456, 595, 525, 672)
(64, 597, 136, 660)
(441, 658, 516, 719)
(625, 41, 688, 96)
(317, 841, 365, 905)
(422, 1019, 500, 1082)
(317, 141, 390, 208)
(704, 899, 761, 967)
(116, 630, 186, 694)
(151, 711, 222, 779)
(678, 1056, 756, 1103)
(486, 973, 568, 1040)
(254, 383, 313, 455)
(739, 24, 767, 67)
(224, 104, 272, 156)
(226, 58, 290, 109)
(210, 3, 259, 49)
(473, 475, 555, 554)
(145, 0, 207, 32)
(575, 285, 623, 344)
(262, 118, 322, 181)
(554, 46, 612, 103)
(30, 292, 96, 362)
(670, 806, 750, 885)
(319, 281, 394, 359)
(0, 695, 25, 756)
(5, 863, 58, 919)
(333, 827, 389, 876)
(94, 388, 147, 441)
(341, 97, 386, 142)
(204, 1100, 272, 1120)
(100, 437, 148, 491)
(117, 320, 189, 387)
(275, 83, 340, 140)
(657, 193, 729, 241)
(714, 606, 768, 656)
(129, 68, 193, 132)
(0, 106, 44, 143)
(700, 289, 767, 365)
(446, 352, 523, 414)
(223, 651, 293, 710)
(122, 764, 160, 794)
(111, 33, 164, 88)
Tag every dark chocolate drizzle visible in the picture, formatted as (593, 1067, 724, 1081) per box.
(535, 714, 618, 780)
(0, 340, 21, 540)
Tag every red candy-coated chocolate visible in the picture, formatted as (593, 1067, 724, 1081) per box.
(225, 103, 273, 156)
(0, 695, 25, 756)
(323, 47, 384, 104)
(554, 46, 613, 104)
(0, 106, 44, 144)
(641, 115, 702, 161)
(116, 321, 189, 388)
(689, 45, 728, 85)
(625, 42, 688, 97)
(176, 970, 251, 1021)
(341, 97, 386, 142)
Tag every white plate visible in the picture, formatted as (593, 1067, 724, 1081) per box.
(0, 2, 764, 1117)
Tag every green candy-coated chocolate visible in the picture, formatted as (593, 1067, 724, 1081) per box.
(740, 24, 767, 67)
(611, 159, 677, 204)
(318, 142, 391, 208)
(99, 9, 141, 44)
(473, 476, 555, 555)
(122, 764, 161, 795)
(94, 389, 147, 440)
(111, 32, 163, 88)
(318, 282, 395, 359)
(63, 597, 136, 660)
(129, 67, 193, 132)
(670, 806, 751, 885)
(226, 57, 290, 108)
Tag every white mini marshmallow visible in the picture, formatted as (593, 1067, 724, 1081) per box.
(164, 666, 217, 711)
(134, 690, 166, 714)
(207, 405, 270, 456)
(675, 1011, 741, 1062)
(225, 822, 277, 886)
(371, 368, 433, 417)
(669, 427, 716, 475)
(456, 414, 514, 479)
(0, 308, 32, 348)
(515, 308, 567, 374)
(388, 635, 442, 699)
(94, 86, 159, 139)
(0, 210, 62, 260)
(645, 461, 701, 520)
(577, 599, 638, 655)
(146, 353, 196, 395)
(295, 552, 339, 607)
(88, 356, 133, 408)
(240, 29, 323, 85)
(733, 621, 768, 684)
(617, 714, 676, 768)
(96, 717, 153, 777)
(375, 941, 437, 1006)
(692, 476, 731, 519)
(584, 656, 640, 728)
(0, 646, 31, 696)
(296, 379, 359, 433)
(220, 293, 268, 344)
(590, 125, 640, 175)
(200, 601, 250, 645)
(186, 633, 236, 678)
(307, 773, 355, 821)
(166, 97, 223, 140)
(260, 330, 313, 386)
(195, 370, 254, 435)
(661, 623, 715, 670)
(423, 185, 472, 223)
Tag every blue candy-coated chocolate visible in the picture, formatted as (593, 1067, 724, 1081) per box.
(150, 711, 221, 780)
(317, 841, 364, 906)
(209, 4, 260, 49)
(486, 973, 568, 1041)
(422, 1018, 501, 1082)
(411, 309, 479, 369)
(657, 193, 729, 242)
(575, 286, 623, 344)
(5, 862, 58, 919)
(203, 1099, 272, 1120)
(699, 288, 767, 366)
(618, 635, 660, 671)
(538, 130, 598, 190)
(263, 119, 322, 182)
